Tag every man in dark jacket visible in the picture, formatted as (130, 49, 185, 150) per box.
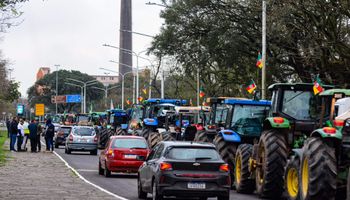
(45, 119, 55, 152)
(9, 117, 18, 151)
(28, 119, 38, 153)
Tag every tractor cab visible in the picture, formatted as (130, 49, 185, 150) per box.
(76, 113, 91, 126)
(106, 109, 129, 131)
(127, 104, 145, 135)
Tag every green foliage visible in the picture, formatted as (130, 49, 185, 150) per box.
(27, 70, 104, 113)
(150, 0, 350, 98)
(5, 81, 21, 102)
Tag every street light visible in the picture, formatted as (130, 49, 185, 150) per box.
(66, 78, 99, 113)
(54, 64, 60, 114)
(100, 67, 134, 110)
(103, 44, 153, 103)
(91, 85, 120, 109)
(65, 82, 84, 113)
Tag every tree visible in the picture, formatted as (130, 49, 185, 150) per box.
(0, 0, 28, 33)
(27, 70, 104, 113)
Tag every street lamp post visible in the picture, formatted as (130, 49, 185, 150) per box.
(55, 64, 60, 114)
(66, 78, 98, 113)
(100, 67, 133, 110)
(92, 85, 120, 109)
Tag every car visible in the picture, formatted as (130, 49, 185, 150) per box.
(65, 126, 98, 155)
(137, 141, 230, 200)
(54, 126, 72, 148)
(99, 136, 149, 177)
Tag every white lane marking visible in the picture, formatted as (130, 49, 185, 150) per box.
(40, 140, 128, 200)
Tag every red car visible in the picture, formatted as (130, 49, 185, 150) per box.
(99, 136, 149, 177)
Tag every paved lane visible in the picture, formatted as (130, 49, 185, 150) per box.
(54, 146, 260, 200)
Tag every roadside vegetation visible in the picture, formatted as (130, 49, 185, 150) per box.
(0, 130, 8, 165)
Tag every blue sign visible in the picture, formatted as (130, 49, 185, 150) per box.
(66, 95, 81, 103)
(17, 105, 24, 115)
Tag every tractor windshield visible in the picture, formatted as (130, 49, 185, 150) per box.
(281, 90, 319, 120)
(231, 105, 268, 135)
(214, 104, 231, 127)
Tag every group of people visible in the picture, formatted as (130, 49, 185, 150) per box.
(6, 117, 56, 153)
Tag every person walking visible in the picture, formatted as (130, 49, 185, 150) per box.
(17, 119, 25, 152)
(22, 118, 30, 151)
(6, 118, 11, 138)
(9, 117, 18, 152)
(28, 119, 38, 153)
(45, 119, 55, 152)
(37, 121, 43, 152)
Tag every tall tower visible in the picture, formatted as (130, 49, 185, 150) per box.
(119, 0, 132, 81)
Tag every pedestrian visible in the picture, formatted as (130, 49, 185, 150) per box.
(9, 117, 18, 152)
(22, 118, 30, 151)
(6, 118, 11, 138)
(28, 119, 38, 153)
(45, 119, 55, 152)
(37, 121, 43, 152)
(17, 119, 25, 152)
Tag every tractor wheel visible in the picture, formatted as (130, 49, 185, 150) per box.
(285, 156, 300, 200)
(255, 129, 287, 199)
(235, 144, 255, 194)
(300, 137, 336, 200)
(162, 132, 175, 141)
(213, 134, 236, 188)
(141, 128, 151, 140)
(98, 129, 108, 148)
(347, 168, 350, 200)
(148, 132, 162, 149)
(194, 130, 209, 143)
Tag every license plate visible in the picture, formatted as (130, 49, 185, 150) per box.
(79, 138, 87, 142)
(124, 154, 137, 159)
(187, 182, 206, 189)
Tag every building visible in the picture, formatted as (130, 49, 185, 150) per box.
(36, 67, 51, 81)
(92, 75, 119, 86)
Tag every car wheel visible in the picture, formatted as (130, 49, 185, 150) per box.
(98, 161, 104, 175)
(66, 148, 71, 154)
(152, 180, 162, 200)
(104, 162, 111, 177)
(138, 177, 147, 199)
(55, 142, 59, 148)
(217, 195, 229, 200)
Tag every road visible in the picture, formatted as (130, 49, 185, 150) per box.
(54, 146, 260, 200)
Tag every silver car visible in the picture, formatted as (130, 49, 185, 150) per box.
(65, 126, 98, 155)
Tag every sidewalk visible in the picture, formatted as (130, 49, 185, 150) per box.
(0, 140, 117, 200)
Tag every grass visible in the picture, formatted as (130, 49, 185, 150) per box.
(0, 130, 9, 165)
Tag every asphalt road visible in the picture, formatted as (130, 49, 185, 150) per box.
(54, 146, 260, 200)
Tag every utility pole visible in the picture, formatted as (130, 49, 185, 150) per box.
(262, 0, 267, 99)
(55, 64, 60, 114)
(197, 69, 200, 106)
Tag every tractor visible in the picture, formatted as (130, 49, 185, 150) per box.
(126, 104, 145, 136)
(193, 97, 271, 189)
(140, 98, 187, 148)
(283, 89, 350, 200)
(97, 109, 129, 149)
(235, 83, 333, 198)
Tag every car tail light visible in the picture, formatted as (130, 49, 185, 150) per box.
(69, 134, 73, 142)
(223, 131, 233, 135)
(273, 117, 285, 124)
(94, 135, 98, 142)
(334, 120, 344, 127)
(107, 149, 114, 157)
(160, 162, 173, 171)
(208, 125, 216, 129)
(323, 127, 336, 134)
(219, 164, 230, 172)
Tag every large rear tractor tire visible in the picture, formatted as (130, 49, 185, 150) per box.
(235, 144, 255, 194)
(300, 137, 337, 200)
(141, 128, 151, 140)
(148, 132, 162, 149)
(255, 129, 288, 199)
(213, 134, 237, 189)
(194, 130, 209, 143)
(285, 156, 300, 200)
(162, 132, 175, 141)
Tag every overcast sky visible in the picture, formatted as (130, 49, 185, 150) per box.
(1, 0, 164, 96)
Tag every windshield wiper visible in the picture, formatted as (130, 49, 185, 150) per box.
(195, 157, 212, 160)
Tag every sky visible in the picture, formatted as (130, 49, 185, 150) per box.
(1, 0, 164, 97)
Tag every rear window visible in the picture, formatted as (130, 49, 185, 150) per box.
(73, 127, 95, 136)
(60, 127, 71, 134)
(112, 138, 148, 149)
(166, 147, 220, 161)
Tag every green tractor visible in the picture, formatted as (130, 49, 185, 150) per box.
(284, 89, 350, 200)
(235, 83, 333, 198)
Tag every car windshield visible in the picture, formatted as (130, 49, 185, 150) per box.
(73, 127, 94, 136)
(166, 147, 220, 161)
(231, 105, 268, 135)
(60, 127, 71, 134)
(112, 138, 148, 149)
(282, 90, 319, 120)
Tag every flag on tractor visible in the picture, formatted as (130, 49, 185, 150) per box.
(126, 98, 131, 105)
(142, 85, 148, 95)
(256, 52, 263, 69)
(313, 76, 324, 95)
(138, 96, 144, 102)
(202, 99, 208, 106)
(199, 87, 205, 98)
(246, 80, 257, 94)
